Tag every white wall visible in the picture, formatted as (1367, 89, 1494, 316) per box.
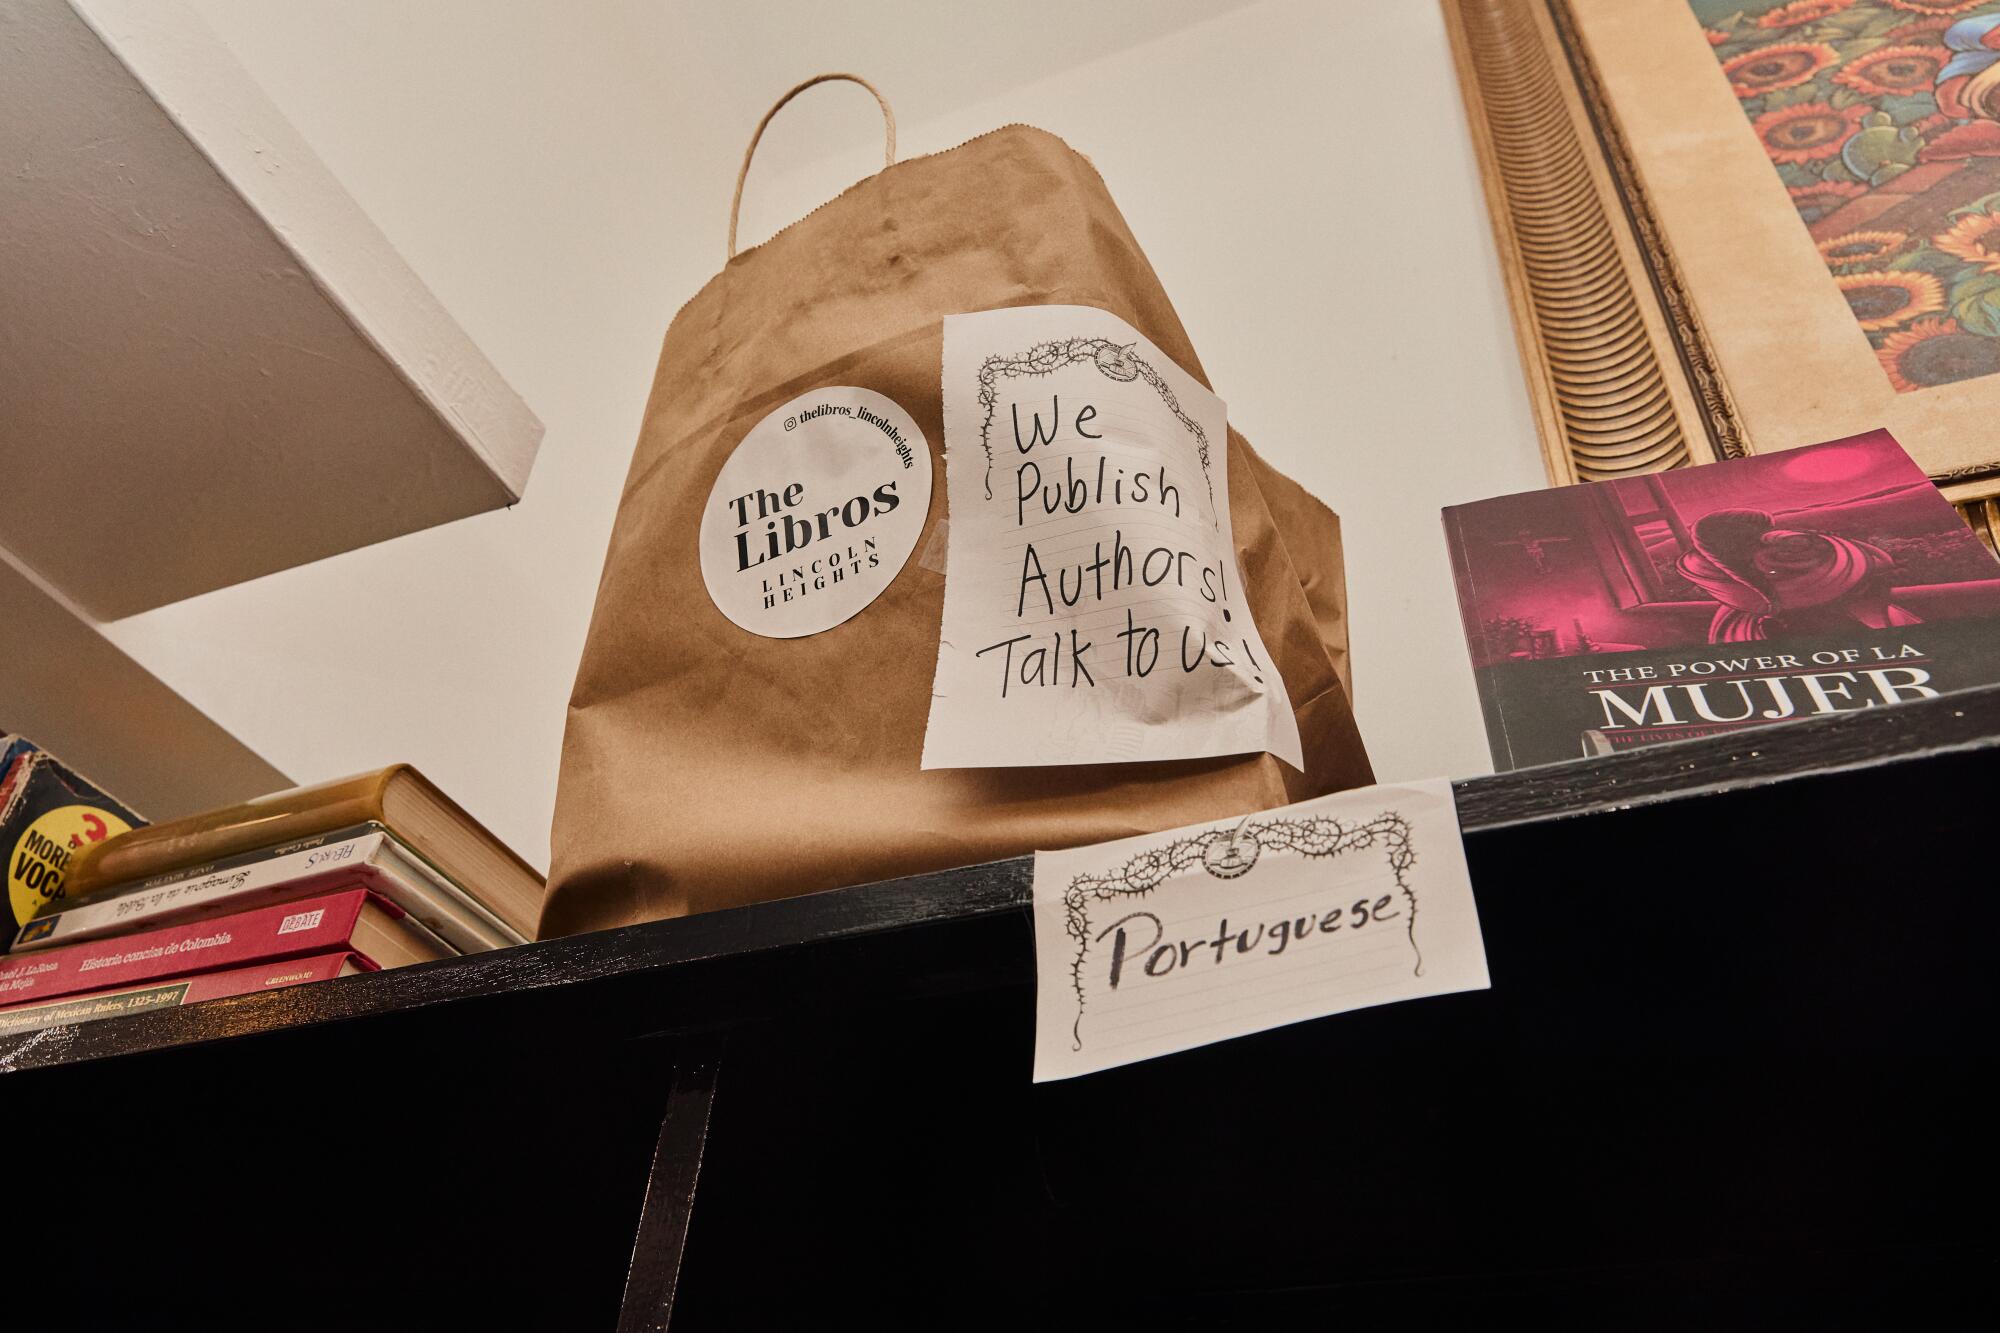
(101, 0, 1546, 872)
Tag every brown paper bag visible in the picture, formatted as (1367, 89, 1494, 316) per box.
(544, 77, 1370, 936)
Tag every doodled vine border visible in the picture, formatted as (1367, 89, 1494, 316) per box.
(975, 336, 1215, 510)
(1060, 811, 1421, 1050)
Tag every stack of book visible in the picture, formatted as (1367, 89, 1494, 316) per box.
(0, 766, 540, 1036)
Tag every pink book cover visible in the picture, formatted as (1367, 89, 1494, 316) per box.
(0, 890, 383, 1005)
(1442, 430, 2000, 769)
(0, 951, 372, 1036)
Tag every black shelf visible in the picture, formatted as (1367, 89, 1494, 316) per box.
(5, 686, 1997, 1328)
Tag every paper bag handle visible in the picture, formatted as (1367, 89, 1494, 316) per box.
(727, 73, 897, 260)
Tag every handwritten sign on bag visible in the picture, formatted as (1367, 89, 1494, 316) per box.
(922, 304, 1304, 769)
(1030, 780, 1489, 1081)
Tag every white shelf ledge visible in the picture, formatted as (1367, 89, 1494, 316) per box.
(0, 0, 544, 617)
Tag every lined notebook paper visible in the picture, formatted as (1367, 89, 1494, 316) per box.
(923, 303, 1302, 770)
(1031, 779, 1489, 1081)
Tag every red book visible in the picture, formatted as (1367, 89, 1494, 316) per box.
(1442, 430, 2000, 769)
(0, 888, 445, 1007)
(0, 952, 371, 1037)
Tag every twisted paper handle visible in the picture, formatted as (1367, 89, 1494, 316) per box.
(727, 73, 896, 259)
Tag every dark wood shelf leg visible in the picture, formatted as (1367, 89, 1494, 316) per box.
(617, 1045, 722, 1332)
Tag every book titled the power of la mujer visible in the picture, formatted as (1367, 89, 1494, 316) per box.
(1442, 430, 2000, 770)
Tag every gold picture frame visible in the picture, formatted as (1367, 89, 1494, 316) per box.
(1444, 0, 2000, 551)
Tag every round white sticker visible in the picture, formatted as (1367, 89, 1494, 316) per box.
(698, 386, 933, 638)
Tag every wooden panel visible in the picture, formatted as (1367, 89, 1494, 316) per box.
(5, 678, 1997, 1076)
(4, 683, 1994, 1324)
(616, 1048, 720, 1333)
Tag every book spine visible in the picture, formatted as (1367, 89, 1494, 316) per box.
(57, 774, 394, 903)
(11, 834, 391, 952)
(0, 889, 375, 1005)
(13, 836, 504, 956)
(0, 952, 369, 1037)
(67, 822, 386, 904)
(1441, 504, 1518, 771)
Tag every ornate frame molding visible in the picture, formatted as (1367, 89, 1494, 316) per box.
(1443, 0, 2000, 551)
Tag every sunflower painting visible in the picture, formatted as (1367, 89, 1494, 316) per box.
(1695, 0, 2000, 392)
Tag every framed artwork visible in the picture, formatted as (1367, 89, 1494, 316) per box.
(1444, 0, 2000, 548)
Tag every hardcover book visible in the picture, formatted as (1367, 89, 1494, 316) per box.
(0, 951, 370, 1038)
(9, 828, 515, 955)
(0, 888, 444, 1006)
(54, 765, 542, 941)
(1443, 430, 2000, 770)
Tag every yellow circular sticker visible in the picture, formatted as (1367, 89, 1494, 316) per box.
(7, 805, 132, 927)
